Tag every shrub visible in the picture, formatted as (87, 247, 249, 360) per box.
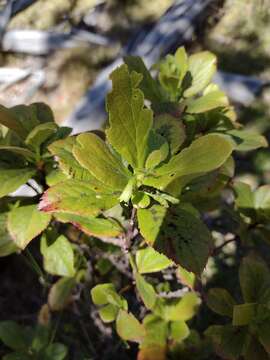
(0, 47, 269, 359)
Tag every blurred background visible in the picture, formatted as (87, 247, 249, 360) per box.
(0, 0, 269, 180)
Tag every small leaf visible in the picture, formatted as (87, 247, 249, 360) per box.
(91, 283, 127, 309)
(43, 343, 68, 360)
(207, 288, 236, 317)
(8, 205, 51, 249)
(170, 321, 190, 342)
(137, 346, 167, 360)
(48, 277, 76, 311)
(136, 247, 172, 274)
(186, 90, 229, 114)
(184, 51, 217, 97)
(106, 64, 153, 169)
(0, 213, 18, 257)
(25, 122, 58, 151)
(99, 304, 119, 323)
(124, 56, 164, 106)
(0, 146, 35, 161)
(0, 168, 36, 198)
(116, 310, 146, 343)
(142, 314, 168, 348)
(226, 130, 268, 151)
(239, 255, 270, 303)
(258, 321, 270, 354)
(232, 303, 256, 326)
(135, 273, 157, 310)
(41, 235, 75, 277)
(176, 266, 196, 289)
(154, 114, 186, 155)
(156, 292, 200, 322)
(0, 105, 26, 137)
(145, 142, 169, 170)
(0, 321, 29, 351)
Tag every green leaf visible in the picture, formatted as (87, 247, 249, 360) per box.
(0, 213, 18, 257)
(0, 105, 26, 137)
(176, 266, 196, 289)
(42, 343, 68, 360)
(91, 283, 127, 309)
(154, 114, 186, 155)
(254, 185, 270, 218)
(155, 134, 233, 179)
(48, 137, 92, 181)
(41, 235, 75, 277)
(226, 130, 268, 151)
(124, 56, 164, 106)
(135, 273, 157, 310)
(258, 321, 270, 354)
(73, 132, 130, 191)
(55, 213, 123, 238)
(156, 292, 200, 322)
(0, 168, 36, 198)
(145, 142, 169, 170)
(142, 314, 168, 348)
(232, 303, 256, 326)
(186, 90, 229, 114)
(48, 277, 76, 311)
(139, 205, 213, 275)
(206, 324, 248, 359)
(207, 288, 236, 317)
(25, 122, 58, 151)
(8, 205, 51, 249)
(0, 146, 35, 161)
(184, 51, 217, 97)
(234, 182, 254, 212)
(0, 321, 29, 350)
(3, 353, 31, 360)
(239, 255, 270, 303)
(99, 304, 119, 323)
(39, 179, 118, 217)
(170, 321, 190, 342)
(106, 64, 153, 169)
(116, 310, 146, 343)
(137, 205, 167, 246)
(244, 335, 269, 360)
(135, 247, 172, 274)
(29, 102, 54, 124)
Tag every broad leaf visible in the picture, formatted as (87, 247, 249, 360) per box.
(106, 64, 153, 169)
(55, 213, 123, 238)
(91, 283, 127, 309)
(239, 256, 270, 303)
(186, 90, 229, 114)
(136, 247, 172, 274)
(39, 179, 118, 217)
(116, 310, 146, 343)
(142, 314, 168, 348)
(0, 146, 35, 161)
(0, 105, 26, 138)
(155, 134, 233, 179)
(139, 205, 213, 274)
(0, 168, 36, 198)
(41, 235, 75, 277)
(184, 51, 217, 97)
(8, 205, 51, 249)
(0, 321, 29, 351)
(207, 288, 236, 317)
(99, 304, 119, 323)
(73, 132, 130, 191)
(232, 303, 256, 326)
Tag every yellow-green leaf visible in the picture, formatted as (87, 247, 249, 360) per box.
(106, 64, 153, 169)
(0, 168, 36, 198)
(7, 205, 51, 249)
